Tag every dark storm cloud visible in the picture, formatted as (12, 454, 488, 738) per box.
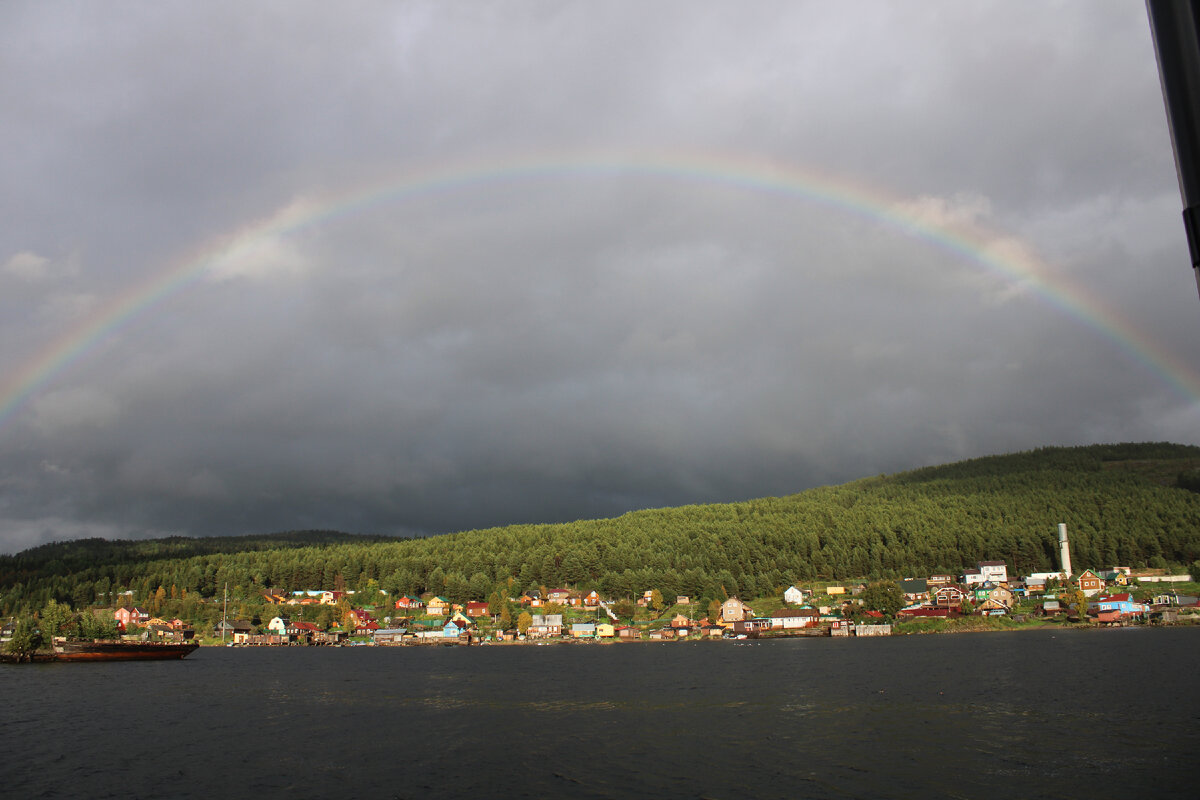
(1, 1, 1197, 553)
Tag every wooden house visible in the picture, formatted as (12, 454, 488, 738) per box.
(1102, 571, 1131, 586)
(933, 584, 970, 608)
(215, 619, 255, 638)
(983, 585, 1015, 609)
(1092, 593, 1149, 616)
(720, 597, 754, 623)
(349, 608, 375, 626)
(528, 614, 563, 638)
(288, 621, 320, 640)
(426, 596, 451, 616)
(1075, 570, 1106, 597)
(731, 618, 772, 634)
(113, 606, 150, 630)
(977, 597, 1011, 614)
(394, 595, 424, 611)
(373, 628, 407, 644)
(900, 578, 930, 603)
(546, 588, 573, 605)
(897, 606, 952, 619)
(1038, 599, 1064, 616)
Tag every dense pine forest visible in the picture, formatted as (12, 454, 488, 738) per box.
(2, 442, 1199, 615)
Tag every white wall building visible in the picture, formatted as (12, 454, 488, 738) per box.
(978, 561, 1008, 584)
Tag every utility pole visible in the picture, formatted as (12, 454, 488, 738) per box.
(1147, 1, 1200, 298)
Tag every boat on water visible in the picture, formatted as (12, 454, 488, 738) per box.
(51, 639, 199, 662)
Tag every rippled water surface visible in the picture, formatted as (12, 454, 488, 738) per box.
(4, 627, 1198, 799)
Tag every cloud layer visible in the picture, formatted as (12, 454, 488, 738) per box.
(1, 1, 1198, 553)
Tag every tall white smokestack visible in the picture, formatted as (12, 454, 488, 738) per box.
(1057, 523, 1073, 578)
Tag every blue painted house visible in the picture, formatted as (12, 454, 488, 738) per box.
(1091, 593, 1149, 616)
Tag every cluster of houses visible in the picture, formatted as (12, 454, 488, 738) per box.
(99, 559, 1197, 647)
(841, 562, 1196, 625)
(112, 607, 196, 640)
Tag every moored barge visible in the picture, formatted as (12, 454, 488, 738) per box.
(52, 640, 199, 662)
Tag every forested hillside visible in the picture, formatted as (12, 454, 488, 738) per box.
(3, 443, 1199, 614)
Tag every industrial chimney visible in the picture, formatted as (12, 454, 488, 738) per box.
(1057, 523, 1073, 578)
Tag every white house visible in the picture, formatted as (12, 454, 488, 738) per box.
(783, 585, 806, 605)
(267, 616, 290, 635)
(978, 561, 1008, 584)
(962, 567, 984, 586)
(771, 608, 819, 629)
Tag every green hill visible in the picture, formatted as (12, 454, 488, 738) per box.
(3, 442, 1199, 614)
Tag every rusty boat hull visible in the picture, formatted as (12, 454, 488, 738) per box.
(52, 640, 199, 661)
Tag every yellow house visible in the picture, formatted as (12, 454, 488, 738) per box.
(827, 586, 846, 596)
(426, 596, 451, 615)
(596, 623, 615, 638)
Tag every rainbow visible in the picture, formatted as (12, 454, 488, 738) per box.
(2, 146, 1198, 432)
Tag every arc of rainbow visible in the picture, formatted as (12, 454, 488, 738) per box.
(2, 146, 1198, 434)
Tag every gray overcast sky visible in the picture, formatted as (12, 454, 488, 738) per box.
(2, 1, 1198, 553)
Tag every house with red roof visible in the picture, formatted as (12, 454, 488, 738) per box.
(546, 588, 574, 606)
(113, 606, 150, 630)
(394, 595, 424, 611)
(321, 590, 350, 606)
(1091, 593, 1149, 617)
(898, 606, 953, 618)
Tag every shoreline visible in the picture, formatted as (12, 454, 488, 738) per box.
(9, 621, 1195, 661)
(191, 617, 1198, 649)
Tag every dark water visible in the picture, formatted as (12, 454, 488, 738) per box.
(4, 627, 1198, 799)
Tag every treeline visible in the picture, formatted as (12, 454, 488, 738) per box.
(3, 443, 1199, 615)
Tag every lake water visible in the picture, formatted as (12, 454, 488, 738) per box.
(3, 627, 1198, 799)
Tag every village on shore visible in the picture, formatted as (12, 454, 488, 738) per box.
(5, 519, 1196, 652)
(63, 557, 1197, 649)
